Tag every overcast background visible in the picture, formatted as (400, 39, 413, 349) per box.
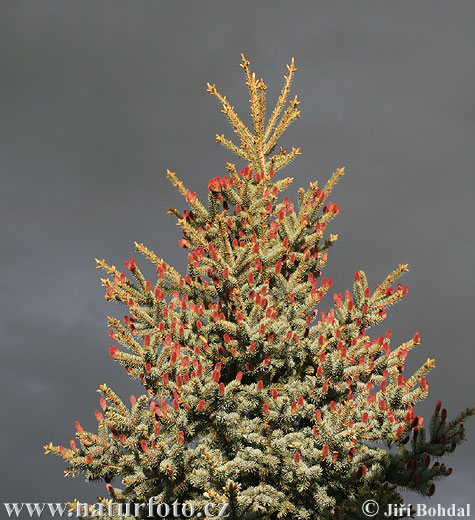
(1, 1, 474, 516)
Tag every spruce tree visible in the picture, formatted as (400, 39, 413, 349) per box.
(45, 55, 473, 520)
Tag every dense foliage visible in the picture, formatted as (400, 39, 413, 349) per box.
(46, 55, 473, 520)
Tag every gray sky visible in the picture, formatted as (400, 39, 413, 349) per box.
(1, 1, 474, 513)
